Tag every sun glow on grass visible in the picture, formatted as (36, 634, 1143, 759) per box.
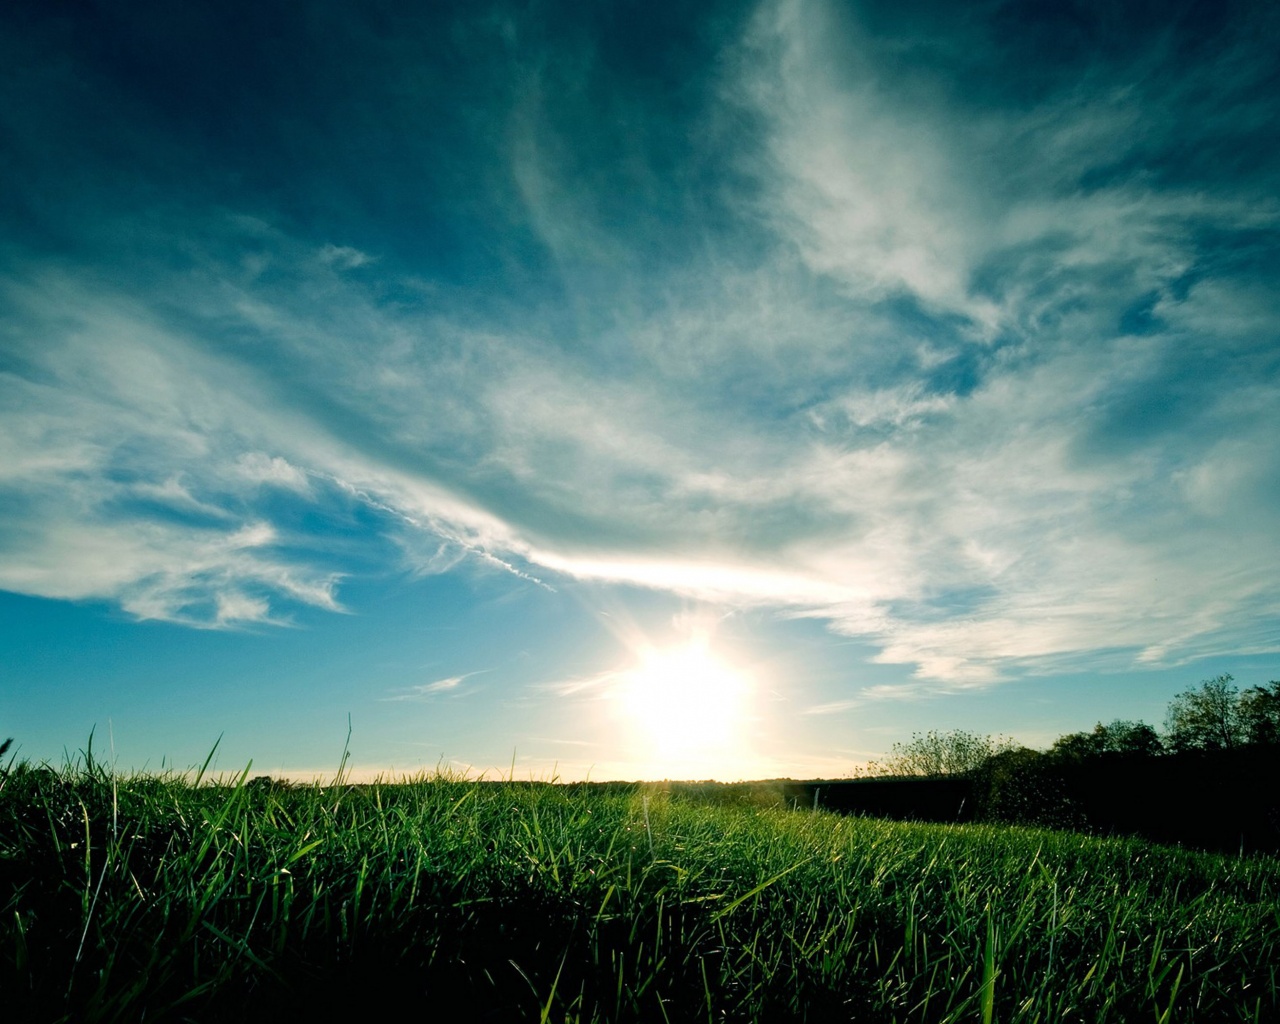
(617, 639, 754, 773)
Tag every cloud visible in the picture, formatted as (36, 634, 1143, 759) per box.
(4, 181, 1276, 674)
(129, 476, 233, 519)
(737, 0, 1001, 330)
(0, 268, 460, 626)
(381, 675, 478, 702)
(0, 514, 340, 627)
(802, 700, 861, 716)
(1, 0, 1277, 686)
(233, 453, 311, 494)
(317, 244, 375, 270)
(735, 0, 1278, 346)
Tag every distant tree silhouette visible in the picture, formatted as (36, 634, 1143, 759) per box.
(855, 673, 1280, 851)
(1050, 719, 1163, 760)
(1165, 674, 1245, 752)
(1239, 681, 1280, 746)
(868, 729, 1016, 777)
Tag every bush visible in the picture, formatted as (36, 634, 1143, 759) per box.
(867, 729, 1017, 778)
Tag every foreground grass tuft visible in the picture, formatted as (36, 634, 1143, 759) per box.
(2, 759, 1278, 1022)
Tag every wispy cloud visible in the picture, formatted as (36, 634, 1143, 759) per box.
(1, 0, 1276, 689)
(802, 700, 861, 716)
(317, 243, 375, 271)
(381, 674, 479, 702)
(233, 453, 311, 494)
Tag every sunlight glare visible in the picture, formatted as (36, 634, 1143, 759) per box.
(618, 640, 752, 767)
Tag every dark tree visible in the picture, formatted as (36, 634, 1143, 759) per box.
(1051, 720, 1163, 760)
(1101, 720, 1163, 756)
(1239, 681, 1280, 746)
(1164, 674, 1244, 752)
(1049, 729, 1103, 761)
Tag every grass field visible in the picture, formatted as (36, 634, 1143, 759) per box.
(2, 755, 1278, 1022)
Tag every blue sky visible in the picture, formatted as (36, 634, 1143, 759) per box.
(2, 0, 1278, 780)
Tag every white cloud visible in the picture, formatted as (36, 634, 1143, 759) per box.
(0, 273, 372, 625)
(0, 512, 341, 627)
(802, 699, 860, 716)
(1, 5, 1276, 688)
(215, 590, 271, 625)
(738, 0, 1003, 330)
(381, 675, 477, 702)
(233, 453, 311, 493)
(8, 199, 1277, 678)
(317, 243, 375, 270)
(808, 384, 955, 432)
(736, 0, 1278, 346)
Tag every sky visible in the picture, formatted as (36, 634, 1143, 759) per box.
(2, 0, 1278, 782)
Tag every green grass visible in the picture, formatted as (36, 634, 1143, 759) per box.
(2, 756, 1278, 1022)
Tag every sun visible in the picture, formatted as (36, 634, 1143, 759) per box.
(617, 639, 752, 766)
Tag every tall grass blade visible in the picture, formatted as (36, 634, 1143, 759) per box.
(193, 734, 223, 787)
(981, 905, 997, 1024)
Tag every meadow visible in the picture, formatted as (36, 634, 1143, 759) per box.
(2, 755, 1278, 1022)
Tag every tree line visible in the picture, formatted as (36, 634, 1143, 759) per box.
(872, 674, 1280, 776)
(840, 675, 1280, 854)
